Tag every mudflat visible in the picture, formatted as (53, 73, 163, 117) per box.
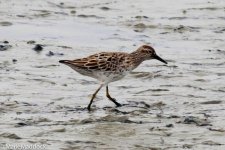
(0, 0, 225, 149)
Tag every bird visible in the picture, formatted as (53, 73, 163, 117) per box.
(59, 45, 167, 111)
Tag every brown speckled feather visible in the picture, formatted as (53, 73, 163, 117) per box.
(60, 52, 128, 72)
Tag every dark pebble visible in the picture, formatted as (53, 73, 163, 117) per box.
(183, 144, 192, 149)
(70, 10, 76, 14)
(160, 32, 169, 34)
(46, 51, 54, 56)
(33, 44, 43, 52)
(17, 122, 27, 126)
(0, 45, 4, 49)
(17, 15, 26, 18)
(12, 59, 17, 63)
(168, 115, 180, 118)
(46, 51, 64, 57)
(135, 16, 149, 19)
(183, 116, 196, 124)
(3, 41, 9, 44)
(100, 7, 110, 10)
(182, 10, 187, 14)
(166, 124, 174, 128)
(16, 112, 22, 115)
(0, 44, 12, 51)
(27, 40, 36, 44)
(183, 116, 211, 126)
(140, 101, 150, 108)
(0, 21, 13, 26)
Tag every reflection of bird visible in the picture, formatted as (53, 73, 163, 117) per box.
(59, 45, 167, 111)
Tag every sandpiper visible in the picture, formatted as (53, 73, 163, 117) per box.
(59, 45, 167, 111)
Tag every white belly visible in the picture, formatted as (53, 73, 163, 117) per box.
(94, 71, 130, 84)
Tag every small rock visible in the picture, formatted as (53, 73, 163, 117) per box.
(0, 133, 21, 139)
(0, 44, 12, 51)
(46, 51, 54, 56)
(3, 41, 9, 44)
(182, 116, 211, 126)
(182, 10, 187, 14)
(33, 44, 43, 52)
(0, 21, 13, 26)
(46, 51, 64, 56)
(168, 115, 180, 118)
(160, 32, 169, 34)
(77, 14, 100, 18)
(58, 45, 72, 49)
(100, 7, 110, 10)
(51, 127, 66, 132)
(134, 23, 147, 28)
(27, 40, 36, 44)
(208, 127, 225, 132)
(166, 124, 174, 128)
(16, 122, 28, 127)
(12, 59, 17, 63)
(17, 15, 26, 17)
(135, 16, 148, 19)
(182, 144, 192, 149)
(16, 112, 22, 115)
(70, 10, 76, 14)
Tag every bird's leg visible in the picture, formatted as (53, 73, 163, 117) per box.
(87, 84, 103, 111)
(106, 85, 122, 107)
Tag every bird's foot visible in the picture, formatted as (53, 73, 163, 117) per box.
(110, 98, 122, 107)
(87, 105, 92, 111)
(115, 102, 122, 107)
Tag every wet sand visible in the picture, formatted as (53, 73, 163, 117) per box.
(0, 0, 225, 149)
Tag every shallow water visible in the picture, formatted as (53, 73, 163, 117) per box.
(0, 0, 225, 149)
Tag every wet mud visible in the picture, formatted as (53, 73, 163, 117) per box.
(0, 0, 225, 150)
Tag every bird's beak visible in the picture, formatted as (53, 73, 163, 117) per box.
(153, 54, 167, 64)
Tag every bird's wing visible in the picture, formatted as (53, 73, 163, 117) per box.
(59, 52, 126, 71)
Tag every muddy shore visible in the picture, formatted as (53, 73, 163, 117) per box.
(0, 0, 225, 149)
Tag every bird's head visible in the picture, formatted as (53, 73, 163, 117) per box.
(137, 45, 167, 64)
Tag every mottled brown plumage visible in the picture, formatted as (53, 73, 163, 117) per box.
(59, 45, 167, 111)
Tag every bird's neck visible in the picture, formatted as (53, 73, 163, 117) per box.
(129, 50, 146, 69)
